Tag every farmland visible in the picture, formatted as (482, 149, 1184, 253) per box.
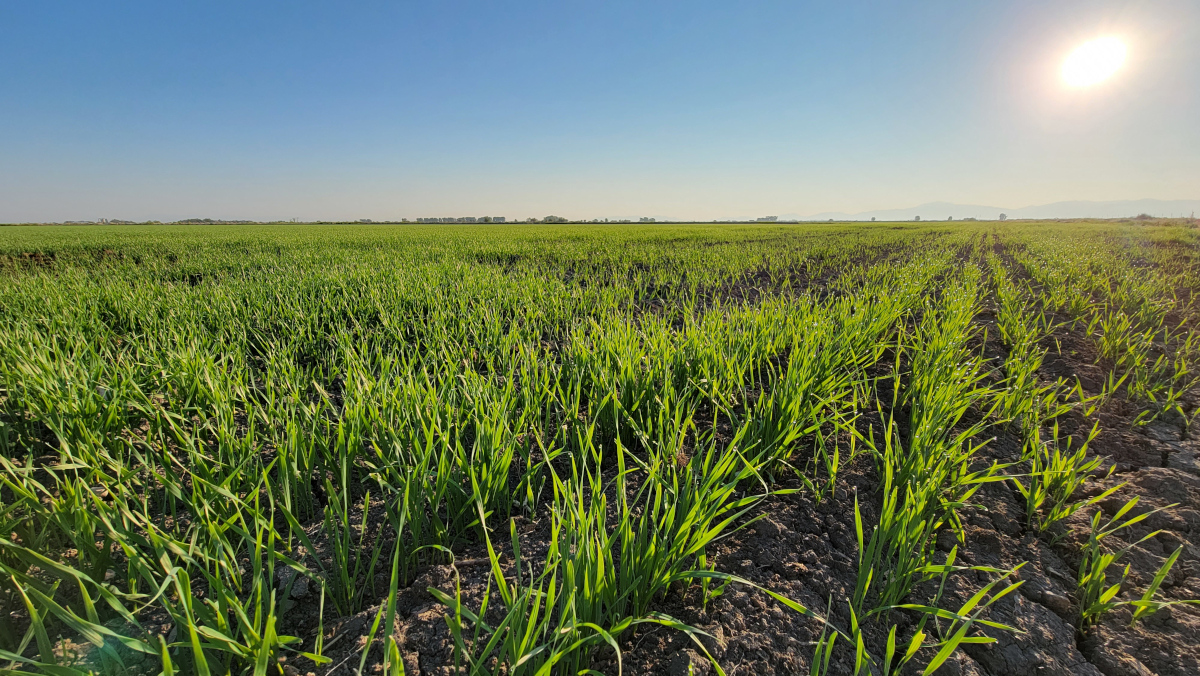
(1, 220, 1198, 675)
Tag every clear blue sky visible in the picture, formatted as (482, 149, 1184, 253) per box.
(2, 0, 1197, 222)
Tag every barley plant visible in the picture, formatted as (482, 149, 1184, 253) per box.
(0, 219, 1196, 675)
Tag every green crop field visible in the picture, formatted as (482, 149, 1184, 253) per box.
(1, 220, 1198, 676)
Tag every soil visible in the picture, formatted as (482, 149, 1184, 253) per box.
(218, 316, 1195, 676)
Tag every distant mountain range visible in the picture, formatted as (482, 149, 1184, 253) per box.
(780, 199, 1200, 222)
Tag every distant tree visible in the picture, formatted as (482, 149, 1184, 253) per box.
(999, 213, 1007, 221)
(914, 216, 921, 221)
(870, 217, 876, 221)
(947, 216, 953, 221)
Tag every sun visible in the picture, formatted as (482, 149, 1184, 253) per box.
(1062, 37, 1126, 87)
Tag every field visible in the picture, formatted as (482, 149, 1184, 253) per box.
(1, 219, 1199, 676)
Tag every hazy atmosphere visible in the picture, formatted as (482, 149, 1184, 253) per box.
(2, 0, 1198, 222)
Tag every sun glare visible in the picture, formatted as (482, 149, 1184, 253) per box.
(1062, 37, 1126, 87)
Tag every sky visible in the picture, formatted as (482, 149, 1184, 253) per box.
(2, 0, 1198, 222)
